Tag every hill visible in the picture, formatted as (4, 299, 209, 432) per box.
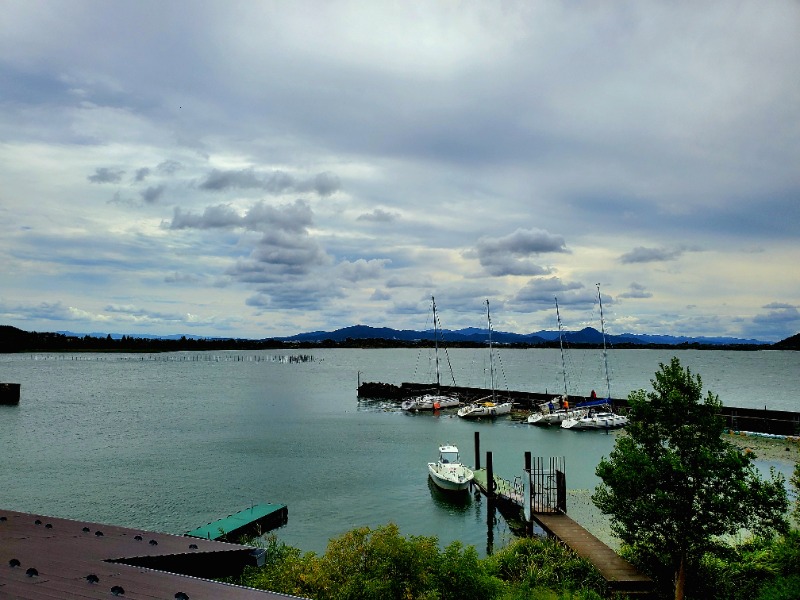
(1, 324, 790, 352)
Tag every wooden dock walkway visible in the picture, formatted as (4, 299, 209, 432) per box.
(534, 513, 653, 594)
(472, 468, 652, 595)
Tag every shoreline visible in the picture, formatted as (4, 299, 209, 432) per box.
(725, 431, 800, 464)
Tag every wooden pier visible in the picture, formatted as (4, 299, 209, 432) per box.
(470, 435, 653, 596)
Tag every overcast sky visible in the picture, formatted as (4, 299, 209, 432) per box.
(1, 1, 798, 341)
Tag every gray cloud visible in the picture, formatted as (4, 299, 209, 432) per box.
(619, 246, 684, 264)
(468, 228, 567, 276)
(199, 168, 340, 197)
(134, 167, 150, 182)
(88, 167, 125, 184)
(169, 199, 313, 233)
(157, 160, 182, 175)
(357, 209, 399, 223)
(507, 277, 591, 312)
(336, 259, 389, 282)
(618, 282, 653, 299)
(141, 184, 166, 204)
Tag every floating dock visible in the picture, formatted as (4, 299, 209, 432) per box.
(185, 503, 288, 542)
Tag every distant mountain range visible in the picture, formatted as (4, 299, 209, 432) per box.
(275, 324, 771, 347)
(1, 324, 793, 350)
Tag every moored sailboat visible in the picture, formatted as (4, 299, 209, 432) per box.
(402, 296, 460, 412)
(561, 284, 628, 431)
(528, 297, 589, 426)
(457, 299, 513, 419)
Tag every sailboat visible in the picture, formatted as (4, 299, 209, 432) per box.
(561, 285, 628, 430)
(402, 296, 460, 412)
(528, 297, 591, 426)
(457, 300, 513, 419)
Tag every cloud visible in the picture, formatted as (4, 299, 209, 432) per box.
(619, 246, 685, 264)
(157, 160, 182, 175)
(88, 167, 125, 183)
(506, 277, 591, 312)
(748, 303, 800, 340)
(336, 259, 389, 282)
(198, 168, 341, 196)
(169, 199, 313, 233)
(141, 184, 166, 204)
(618, 282, 653, 299)
(468, 228, 567, 276)
(357, 208, 399, 223)
(134, 167, 150, 182)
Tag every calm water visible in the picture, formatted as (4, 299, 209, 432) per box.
(1, 348, 797, 556)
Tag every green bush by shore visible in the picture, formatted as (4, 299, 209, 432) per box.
(223, 522, 800, 600)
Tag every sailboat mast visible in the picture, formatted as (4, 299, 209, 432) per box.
(555, 297, 568, 397)
(431, 295, 441, 389)
(486, 299, 495, 401)
(597, 284, 611, 399)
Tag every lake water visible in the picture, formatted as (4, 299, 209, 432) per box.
(1, 348, 797, 557)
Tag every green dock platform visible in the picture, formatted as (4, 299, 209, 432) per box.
(185, 503, 288, 542)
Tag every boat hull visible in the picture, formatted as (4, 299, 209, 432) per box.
(427, 463, 473, 491)
(402, 394, 460, 411)
(528, 408, 588, 425)
(561, 412, 628, 430)
(457, 401, 512, 419)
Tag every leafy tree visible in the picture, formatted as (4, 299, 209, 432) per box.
(592, 357, 788, 600)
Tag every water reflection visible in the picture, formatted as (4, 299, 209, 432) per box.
(426, 476, 472, 513)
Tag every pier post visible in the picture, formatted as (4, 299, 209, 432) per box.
(486, 451, 495, 498)
(524, 451, 531, 473)
(474, 431, 481, 470)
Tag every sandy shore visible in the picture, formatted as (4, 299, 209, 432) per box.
(725, 432, 800, 465)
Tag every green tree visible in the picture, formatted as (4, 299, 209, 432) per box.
(592, 357, 788, 600)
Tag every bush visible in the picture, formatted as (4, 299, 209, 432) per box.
(485, 537, 605, 598)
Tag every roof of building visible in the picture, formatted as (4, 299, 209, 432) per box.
(0, 508, 302, 599)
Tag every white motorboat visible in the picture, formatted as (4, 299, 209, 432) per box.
(561, 408, 628, 430)
(402, 394, 460, 411)
(427, 444, 474, 492)
(457, 399, 513, 419)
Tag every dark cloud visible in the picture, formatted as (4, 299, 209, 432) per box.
(619, 246, 684, 264)
(198, 168, 340, 197)
(169, 199, 313, 232)
(246, 277, 345, 311)
(357, 208, 398, 223)
(336, 259, 389, 282)
(134, 167, 150, 182)
(618, 282, 653, 299)
(88, 167, 125, 183)
(468, 228, 567, 276)
(507, 277, 591, 312)
(157, 160, 182, 175)
(141, 184, 166, 204)
(747, 302, 800, 341)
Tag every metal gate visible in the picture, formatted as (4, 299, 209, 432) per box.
(523, 456, 566, 521)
